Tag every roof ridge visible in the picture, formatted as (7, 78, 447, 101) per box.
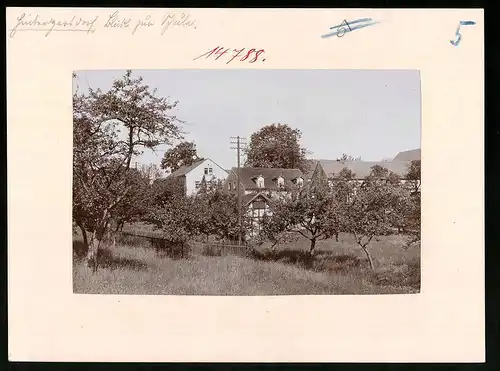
(229, 166, 303, 171)
(170, 158, 206, 177)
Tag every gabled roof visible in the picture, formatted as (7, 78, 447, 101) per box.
(310, 161, 329, 187)
(306, 160, 412, 179)
(393, 149, 421, 161)
(242, 192, 272, 206)
(228, 167, 303, 190)
(169, 159, 206, 177)
(169, 158, 229, 178)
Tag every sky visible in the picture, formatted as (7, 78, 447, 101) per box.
(73, 69, 421, 170)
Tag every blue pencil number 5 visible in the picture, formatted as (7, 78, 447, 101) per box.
(450, 20, 476, 47)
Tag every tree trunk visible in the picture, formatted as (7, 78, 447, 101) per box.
(86, 218, 108, 273)
(107, 228, 116, 250)
(87, 231, 101, 273)
(126, 127, 134, 169)
(77, 222, 88, 247)
(360, 245, 375, 271)
(270, 240, 278, 251)
(309, 238, 317, 256)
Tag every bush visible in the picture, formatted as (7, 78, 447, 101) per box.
(151, 239, 191, 259)
(116, 233, 151, 248)
(201, 244, 223, 257)
(372, 259, 420, 290)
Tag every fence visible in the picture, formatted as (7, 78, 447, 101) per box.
(115, 230, 252, 258)
(192, 241, 250, 257)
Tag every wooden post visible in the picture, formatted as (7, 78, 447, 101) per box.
(236, 136, 242, 246)
(231, 136, 246, 246)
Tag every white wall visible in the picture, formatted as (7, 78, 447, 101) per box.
(185, 158, 229, 196)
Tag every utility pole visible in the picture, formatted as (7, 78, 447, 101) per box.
(230, 136, 246, 246)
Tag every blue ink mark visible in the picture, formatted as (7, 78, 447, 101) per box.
(321, 18, 379, 38)
(450, 20, 476, 46)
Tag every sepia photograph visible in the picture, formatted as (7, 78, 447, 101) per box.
(6, 5, 485, 362)
(72, 69, 421, 295)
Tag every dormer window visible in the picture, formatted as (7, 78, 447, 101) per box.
(276, 176, 285, 188)
(256, 175, 265, 188)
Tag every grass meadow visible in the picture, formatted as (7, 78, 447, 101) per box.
(73, 224, 420, 295)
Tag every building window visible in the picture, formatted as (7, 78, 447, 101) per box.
(208, 167, 213, 175)
(228, 182, 232, 191)
(253, 208, 265, 218)
(195, 181, 200, 189)
(256, 176, 264, 188)
(204, 168, 208, 175)
(252, 200, 267, 210)
(277, 176, 284, 188)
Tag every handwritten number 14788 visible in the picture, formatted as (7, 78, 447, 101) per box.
(194, 47, 266, 64)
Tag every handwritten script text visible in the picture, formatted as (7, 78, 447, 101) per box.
(193, 47, 266, 64)
(321, 18, 379, 39)
(450, 20, 476, 47)
(10, 13, 98, 37)
(9, 11, 197, 38)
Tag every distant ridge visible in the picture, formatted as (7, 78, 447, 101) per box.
(305, 148, 421, 179)
(393, 149, 421, 161)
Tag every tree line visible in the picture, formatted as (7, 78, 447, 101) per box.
(161, 121, 362, 174)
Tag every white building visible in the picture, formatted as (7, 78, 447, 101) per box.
(169, 158, 229, 196)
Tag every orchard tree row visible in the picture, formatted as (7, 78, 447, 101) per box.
(73, 71, 245, 271)
(258, 161, 421, 271)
